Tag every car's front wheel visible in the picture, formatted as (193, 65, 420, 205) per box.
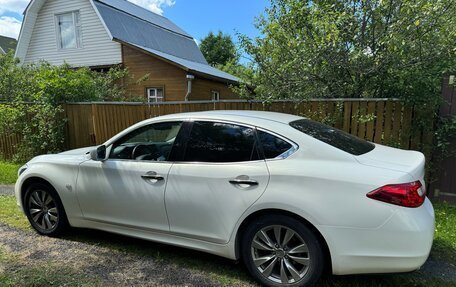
(242, 215, 324, 287)
(23, 182, 68, 236)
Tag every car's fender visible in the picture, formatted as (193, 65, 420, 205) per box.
(15, 156, 88, 226)
(228, 199, 325, 259)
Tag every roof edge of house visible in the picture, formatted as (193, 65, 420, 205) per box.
(118, 40, 240, 85)
(92, 0, 193, 40)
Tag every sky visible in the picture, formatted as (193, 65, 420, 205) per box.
(0, 0, 268, 49)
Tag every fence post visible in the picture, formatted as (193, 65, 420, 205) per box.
(91, 103, 99, 145)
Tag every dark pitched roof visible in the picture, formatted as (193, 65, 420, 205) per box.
(97, 0, 191, 38)
(0, 35, 17, 53)
(93, 0, 238, 83)
(94, 0, 207, 64)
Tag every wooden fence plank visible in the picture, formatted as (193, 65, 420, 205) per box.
(373, 101, 385, 144)
(401, 106, 413, 149)
(410, 108, 422, 150)
(343, 101, 352, 133)
(357, 101, 367, 139)
(383, 101, 393, 144)
(392, 102, 402, 146)
(350, 101, 360, 136)
(366, 101, 376, 141)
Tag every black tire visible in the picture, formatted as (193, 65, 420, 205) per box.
(241, 215, 324, 287)
(23, 182, 68, 236)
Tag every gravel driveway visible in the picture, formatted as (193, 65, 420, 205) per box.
(0, 222, 254, 286)
(0, 185, 14, 196)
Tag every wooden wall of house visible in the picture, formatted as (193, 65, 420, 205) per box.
(122, 45, 187, 100)
(191, 77, 238, 101)
(121, 45, 238, 101)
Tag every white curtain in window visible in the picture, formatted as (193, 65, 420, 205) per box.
(156, 88, 164, 99)
(58, 13, 76, 49)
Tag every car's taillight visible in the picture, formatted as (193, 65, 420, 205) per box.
(367, 181, 425, 208)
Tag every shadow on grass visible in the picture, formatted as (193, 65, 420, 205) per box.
(57, 228, 455, 287)
(61, 228, 255, 286)
(430, 237, 456, 265)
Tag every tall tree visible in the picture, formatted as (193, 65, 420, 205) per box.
(239, 0, 456, 102)
(200, 31, 239, 66)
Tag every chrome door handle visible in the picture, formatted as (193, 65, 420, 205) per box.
(229, 179, 259, 186)
(141, 171, 164, 181)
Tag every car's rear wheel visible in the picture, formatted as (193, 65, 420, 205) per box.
(242, 215, 324, 287)
(24, 182, 68, 236)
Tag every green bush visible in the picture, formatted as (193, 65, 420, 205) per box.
(0, 51, 129, 162)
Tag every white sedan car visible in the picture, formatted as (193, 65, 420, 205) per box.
(15, 110, 434, 287)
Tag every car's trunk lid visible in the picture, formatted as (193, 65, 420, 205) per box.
(355, 144, 425, 181)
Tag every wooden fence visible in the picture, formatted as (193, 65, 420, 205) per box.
(1, 99, 431, 162)
(429, 74, 456, 203)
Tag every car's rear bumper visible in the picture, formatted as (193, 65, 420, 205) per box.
(319, 199, 435, 275)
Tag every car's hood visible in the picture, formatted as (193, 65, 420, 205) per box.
(59, 146, 96, 155)
(27, 146, 95, 165)
(355, 144, 425, 180)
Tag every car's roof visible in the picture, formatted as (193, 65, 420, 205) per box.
(153, 110, 304, 125)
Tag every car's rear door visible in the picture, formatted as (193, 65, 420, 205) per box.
(76, 121, 183, 232)
(165, 120, 270, 244)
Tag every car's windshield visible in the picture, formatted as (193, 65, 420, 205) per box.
(290, 119, 375, 155)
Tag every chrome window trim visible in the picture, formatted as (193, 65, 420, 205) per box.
(171, 159, 267, 166)
(102, 118, 299, 164)
(105, 158, 174, 164)
(186, 118, 257, 130)
(256, 127, 299, 161)
(103, 118, 189, 147)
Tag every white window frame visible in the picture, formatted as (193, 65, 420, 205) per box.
(55, 11, 82, 50)
(211, 90, 220, 101)
(147, 87, 165, 103)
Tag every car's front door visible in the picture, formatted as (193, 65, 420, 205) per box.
(165, 120, 270, 244)
(76, 121, 183, 231)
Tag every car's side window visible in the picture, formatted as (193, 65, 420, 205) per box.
(257, 130, 293, 159)
(183, 121, 260, 163)
(109, 121, 183, 161)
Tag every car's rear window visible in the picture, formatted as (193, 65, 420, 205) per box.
(289, 119, 375, 156)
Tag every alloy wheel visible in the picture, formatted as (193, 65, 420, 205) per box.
(251, 225, 311, 284)
(27, 189, 59, 231)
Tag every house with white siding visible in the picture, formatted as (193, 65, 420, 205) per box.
(15, 0, 239, 101)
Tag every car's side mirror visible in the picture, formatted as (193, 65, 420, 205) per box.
(90, 145, 107, 161)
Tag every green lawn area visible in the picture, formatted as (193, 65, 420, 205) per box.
(0, 244, 101, 287)
(432, 203, 456, 265)
(0, 194, 455, 286)
(0, 161, 20, 185)
(0, 196, 30, 230)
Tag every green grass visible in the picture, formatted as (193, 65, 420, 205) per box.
(0, 245, 101, 287)
(0, 161, 20, 184)
(0, 196, 30, 230)
(431, 203, 456, 265)
(0, 195, 455, 286)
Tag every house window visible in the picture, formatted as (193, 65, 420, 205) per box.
(211, 90, 220, 101)
(56, 11, 82, 49)
(147, 87, 164, 102)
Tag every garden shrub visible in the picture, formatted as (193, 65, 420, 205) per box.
(0, 51, 129, 162)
